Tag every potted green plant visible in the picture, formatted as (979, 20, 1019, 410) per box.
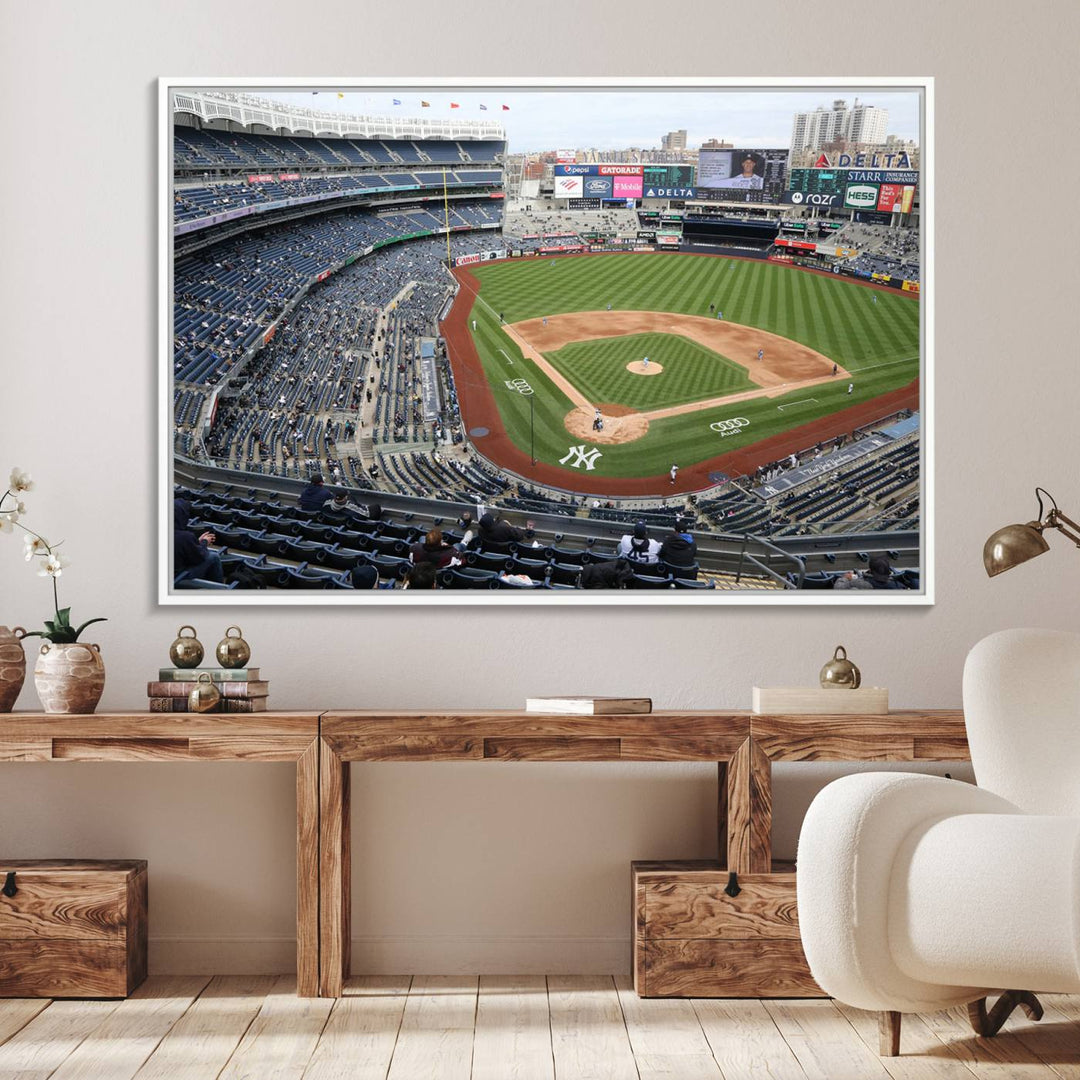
(1, 468, 108, 713)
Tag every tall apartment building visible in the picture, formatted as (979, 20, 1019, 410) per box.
(661, 129, 687, 152)
(790, 98, 890, 152)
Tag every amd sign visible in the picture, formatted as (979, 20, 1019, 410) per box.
(781, 190, 840, 207)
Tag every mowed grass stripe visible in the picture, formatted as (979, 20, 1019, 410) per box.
(544, 332, 756, 411)
(465, 254, 920, 477)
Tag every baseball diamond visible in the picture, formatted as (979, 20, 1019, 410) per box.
(443, 252, 919, 494)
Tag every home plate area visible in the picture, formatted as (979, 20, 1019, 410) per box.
(564, 404, 650, 445)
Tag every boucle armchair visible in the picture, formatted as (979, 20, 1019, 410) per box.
(797, 628, 1080, 1055)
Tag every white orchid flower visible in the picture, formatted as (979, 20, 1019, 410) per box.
(8, 469, 34, 493)
(38, 553, 70, 578)
(23, 534, 49, 560)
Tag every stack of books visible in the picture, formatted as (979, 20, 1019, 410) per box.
(147, 668, 269, 712)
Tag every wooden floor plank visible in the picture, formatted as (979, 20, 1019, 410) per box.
(0, 999, 121, 1080)
(48, 975, 211, 1080)
(693, 998, 807, 1080)
(765, 998, 893, 1080)
(385, 975, 478, 1080)
(218, 974, 334, 1080)
(613, 974, 721, 1079)
(1012, 997, 1080, 1080)
(917, 1004, 1057, 1079)
(833, 1003, 979, 1079)
(547, 975, 638, 1080)
(132, 974, 277, 1080)
(470, 975, 554, 1080)
(0, 1000, 50, 1049)
(303, 976, 411, 1080)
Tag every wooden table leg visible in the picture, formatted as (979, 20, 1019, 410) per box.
(717, 761, 728, 869)
(319, 738, 351, 997)
(726, 738, 772, 874)
(296, 738, 320, 997)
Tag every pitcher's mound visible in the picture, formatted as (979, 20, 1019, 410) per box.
(564, 404, 649, 445)
(626, 360, 664, 376)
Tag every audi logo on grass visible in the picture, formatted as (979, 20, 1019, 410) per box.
(710, 417, 749, 437)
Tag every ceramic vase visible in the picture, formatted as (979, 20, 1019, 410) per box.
(0, 626, 27, 712)
(34, 642, 106, 714)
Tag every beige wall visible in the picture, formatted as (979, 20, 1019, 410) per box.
(2, 0, 1077, 973)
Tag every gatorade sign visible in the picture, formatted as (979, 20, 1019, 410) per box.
(844, 183, 879, 209)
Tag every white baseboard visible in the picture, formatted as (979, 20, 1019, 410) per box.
(148, 935, 630, 975)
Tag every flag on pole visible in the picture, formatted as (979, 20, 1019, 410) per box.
(501, 104, 510, 111)
(479, 104, 488, 111)
(311, 91, 319, 95)
(337, 93, 344, 99)
(421, 100, 431, 107)
(450, 102, 460, 109)
(393, 98, 401, 105)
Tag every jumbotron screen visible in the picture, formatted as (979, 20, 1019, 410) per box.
(696, 149, 789, 203)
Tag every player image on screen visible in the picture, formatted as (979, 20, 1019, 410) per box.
(714, 153, 764, 190)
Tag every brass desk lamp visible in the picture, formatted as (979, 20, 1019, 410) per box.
(984, 488, 1080, 577)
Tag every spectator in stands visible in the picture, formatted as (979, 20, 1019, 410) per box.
(322, 492, 363, 524)
(833, 570, 873, 590)
(477, 511, 534, 546)
(617, 521, 661, 566)
(350, 564, 379, 589)
(365, 502, 383, 521)
(173, 498, 224, 585)
(410, 528, 455, 569)
(579, 558, 634, 589)
(866, 555, 902, 589)
(659, 519, 698, 569)
(298, 474, 334, 511)
(402, 561, 438, 590)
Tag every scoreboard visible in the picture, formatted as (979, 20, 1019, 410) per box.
(644, 164, 695, 189)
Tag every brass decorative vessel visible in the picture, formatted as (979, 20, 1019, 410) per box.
(188, 672, 221, 713)
(169, 625, 204, 668)
(215, 626, 251, 669)
(820, 645, 861, 689)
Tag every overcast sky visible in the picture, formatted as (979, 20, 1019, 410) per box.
(262, 88, 921, 153)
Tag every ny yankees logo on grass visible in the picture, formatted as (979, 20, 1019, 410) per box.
(559, 444, 603, 471)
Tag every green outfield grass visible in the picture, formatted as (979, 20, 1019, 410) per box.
(544, 332, 757, 411)
(462, 254, 919, 482)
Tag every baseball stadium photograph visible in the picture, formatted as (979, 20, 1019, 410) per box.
(163, 79, 929, 602)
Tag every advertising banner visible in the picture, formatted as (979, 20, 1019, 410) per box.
(781, 190, 841, 207)
(844, 182, 880, 210)
(556, 148, 575, 163)
(643, 185, 696, 199)
(902, 280, 921, 293)
(876, 183, 905, 212)
(555, 175, 584, 198)
(582, 175, 613, 199)
(247, 174, 274, 183)
(901, 185, 916, 213)
(834, 247, 857, 258)
(775, 238, 816, 252)
(612, 175, 644, 198)
(656, 235, 681, 246)
(278, 173, 300, 181)
(554, 164, 591, 176)
(598, 164, 643, 176)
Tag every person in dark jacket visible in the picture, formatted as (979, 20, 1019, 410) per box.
(579, 558, 634, 589)
(409, 528, 455, 569)
(866, 555, 903, 589)
(173, 498, 223, 584)
(477, 511, 534, 546)
(659, 519, 698, 569)
(298, 474, 334, 512)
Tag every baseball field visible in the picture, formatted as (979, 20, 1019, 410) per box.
(446, 252, 920, 494)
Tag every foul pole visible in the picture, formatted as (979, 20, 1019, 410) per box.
(443, 169, 452, 267)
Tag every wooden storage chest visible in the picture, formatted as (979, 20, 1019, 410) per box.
(633, 860, 822, 998)
(0, 859, 148, 998)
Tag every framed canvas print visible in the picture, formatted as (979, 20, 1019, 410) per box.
(159, 77, 932, 604)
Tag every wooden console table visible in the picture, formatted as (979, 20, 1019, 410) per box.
(2, 709, 971, 999)
(0, 712, 321, 997)
(318, 709, 969, 998)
